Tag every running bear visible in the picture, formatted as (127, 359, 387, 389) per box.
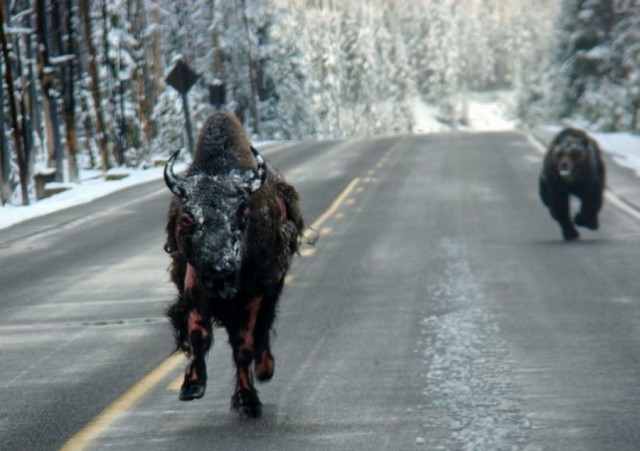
(539, 127, 606, 241)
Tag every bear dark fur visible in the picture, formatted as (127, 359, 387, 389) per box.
(539, 127, 606, 241)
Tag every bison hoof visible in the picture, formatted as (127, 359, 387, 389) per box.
(231, 389, 263, 418)
(575, 214, 598, 230)
(180, 381, 206, 401)
(255, 350, 275, 382)
(179, 379, 206, 401)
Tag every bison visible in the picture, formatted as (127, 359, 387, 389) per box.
(163, 112, 304, 417)
(539, 127, 606, 241)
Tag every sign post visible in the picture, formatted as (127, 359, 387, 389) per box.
(165, 58, 199, 155)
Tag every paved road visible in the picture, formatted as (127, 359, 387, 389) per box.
(1, 132, 639, 450)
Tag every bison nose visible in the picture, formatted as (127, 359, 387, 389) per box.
(558, 162, 571, 176)
(201, 266, 237, 297)
(205, 267, 232, 280)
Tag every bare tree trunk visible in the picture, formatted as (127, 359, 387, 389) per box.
(55, 0, 80, 182)
(133, 0, 153, 154)
(0, 46, 9, 205)
(35, 0, 64, 182)
(79, 0, 111, 171)
(239, 0, 261, 136)
(102, 0, 124, 166)
(23, 11, 42, 179)
(0, 2, 29, 205)
(211, 0, 223, 78)
(150, 1, 163, 93)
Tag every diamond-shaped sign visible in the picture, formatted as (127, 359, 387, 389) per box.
(165, 58, 199, 94)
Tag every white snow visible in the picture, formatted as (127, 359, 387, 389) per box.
(592, 132, 640, 178)
(408, 97, 451, 134)
(418, 238, 532, 450)
(2, 96, 639, 231)
(464, 94, 517, 131)
(0, 163, 184, 230)
(539, 125, 640, 176)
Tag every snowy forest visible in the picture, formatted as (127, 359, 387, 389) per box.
(0, 0, 638, 206)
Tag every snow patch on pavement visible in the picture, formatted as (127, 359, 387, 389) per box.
(418, 238, 535, 450)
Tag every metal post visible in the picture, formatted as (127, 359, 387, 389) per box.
(182, 91, 194, 155)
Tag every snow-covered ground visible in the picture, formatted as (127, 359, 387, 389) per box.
(1, 96, 639, 231)
(0, 163, 184, 230)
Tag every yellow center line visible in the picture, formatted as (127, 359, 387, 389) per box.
(303, 177, 360, 240)
(61, 176, 362, 451)
(60, 352, 184, 451)
(167, 372, 185, 391)
(320, 227, 333, 236)
(299, 247, 318, 258)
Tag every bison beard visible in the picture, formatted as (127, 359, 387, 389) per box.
(539, 127, 606, 241)
(164, 112, 304, 418)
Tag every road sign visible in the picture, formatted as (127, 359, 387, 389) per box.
(165, 58, 199, 94)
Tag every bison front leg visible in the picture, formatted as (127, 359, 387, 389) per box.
(230, 296, 263, 418)
(180, 309, 212, 401)
(253, 279, 283, 382)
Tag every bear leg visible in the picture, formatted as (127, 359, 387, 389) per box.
(575, 188, 603, 231)
(548, 189, 579, 241)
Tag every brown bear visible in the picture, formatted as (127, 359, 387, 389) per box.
(538, 127, 606, 241)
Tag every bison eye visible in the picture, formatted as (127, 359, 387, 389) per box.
(239, 206, 251, 224)
(180, 213, 195, 230)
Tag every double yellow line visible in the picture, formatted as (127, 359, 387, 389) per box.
(60, 177, 361, 451)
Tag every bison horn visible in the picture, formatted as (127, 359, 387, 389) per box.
(164, 149, 189, 200)
(243, 146, 268, 193)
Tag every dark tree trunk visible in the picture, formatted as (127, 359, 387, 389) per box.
(79, 0, 111, 171)
(54, 0, 80, 182)
(0, 50, 9, 205)
(133, 0, 155, 154)
(239, 0, 261, 136)
(35, 0, 64, 182)
(23, 11, 42, 180)
(102, 0, 124, 166)
(0, 2, 29, 205)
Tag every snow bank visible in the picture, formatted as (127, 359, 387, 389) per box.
(465, 95, 516, 131)
(0, 163, 185, 230)
(592, 132, 640, 178)
(1, 97, 638, 231)
(408, 97, 451, 133)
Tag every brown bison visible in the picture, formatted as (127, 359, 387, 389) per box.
(539, 127, 605, 241)
(163, 112, 304, 417)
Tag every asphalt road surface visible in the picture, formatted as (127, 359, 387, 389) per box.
(1, 132, 639, 451)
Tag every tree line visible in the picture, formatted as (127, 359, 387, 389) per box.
(522, 0, 640, 133)
(5, 0, 627, 207)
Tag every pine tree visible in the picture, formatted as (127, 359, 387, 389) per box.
(612, 0, 640, 132)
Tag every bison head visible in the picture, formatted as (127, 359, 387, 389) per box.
(553, 134, 588, 183)
(164, 147, 267, 299)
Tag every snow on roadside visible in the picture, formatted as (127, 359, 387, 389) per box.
(408, 96, 451, 134)
(0, 163, 186, 230)
(465, 93, 517, 131)
(409, 91, 517, 133)
(592, 132, 640, 178)
(540, 124, 640, 178)
(1, 96, 638, 231)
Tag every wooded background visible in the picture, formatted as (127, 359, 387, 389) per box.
(0, 0, 637, 206)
